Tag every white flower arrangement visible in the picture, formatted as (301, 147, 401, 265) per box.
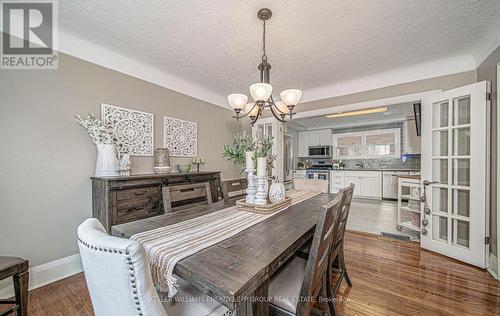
(75, 113, 114, 145)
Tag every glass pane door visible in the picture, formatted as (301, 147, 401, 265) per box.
(431, 96, 471, 249)
(421, 80, 489, 268)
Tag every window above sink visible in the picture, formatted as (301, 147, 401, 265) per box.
(333, 128, 400, 159)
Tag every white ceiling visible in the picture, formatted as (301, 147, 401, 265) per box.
(57, 0, 500, 107)
(288, 102, 415, 130)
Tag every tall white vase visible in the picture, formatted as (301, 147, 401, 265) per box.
(95, 144, 119, 177)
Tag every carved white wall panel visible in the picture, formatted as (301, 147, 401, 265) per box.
(101, 104, 154, 156)
(163, 116, 198, 157)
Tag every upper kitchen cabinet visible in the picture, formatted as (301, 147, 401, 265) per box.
(403, 119, 421, 154)
(308, 129, 332, 146)
(298, 129, 332, 157)
(298, 131, 309, 157)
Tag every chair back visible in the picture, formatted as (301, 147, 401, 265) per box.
(77, 218, 167, 316)
(331, 184, 355, 257)
(296, 193, 343, 315)
(162, 182, 212, 213)
(293, 179, 329, 193)
(221, 178, 248, 202)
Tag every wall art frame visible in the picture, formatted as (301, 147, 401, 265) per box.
(163, 116, 198, 157)
(101, 103, 154, 156)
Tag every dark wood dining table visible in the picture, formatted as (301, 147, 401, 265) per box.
(111, 193, 337, 315)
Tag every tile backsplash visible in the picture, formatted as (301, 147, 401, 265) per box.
(332, 121, 420, 170)
(341, 156, 420, 170)
(333, 121, 420, 170)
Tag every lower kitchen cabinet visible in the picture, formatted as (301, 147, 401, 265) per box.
(360, 174, 382, 198)
(344, 175, 362, 196)
(331, 170, 382, 199)
(293, 169, 307, 180)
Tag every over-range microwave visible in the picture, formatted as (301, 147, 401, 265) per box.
(308, 146, 333, 159)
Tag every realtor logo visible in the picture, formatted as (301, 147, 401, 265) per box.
(1, 0, 58, 69)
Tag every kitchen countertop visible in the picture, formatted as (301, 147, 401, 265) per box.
(399, 175, 421, 179)
(294, 168, 420, 172)
(333, 169, 420, 172)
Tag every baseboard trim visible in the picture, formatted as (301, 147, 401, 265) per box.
(0, 254, 83, 299)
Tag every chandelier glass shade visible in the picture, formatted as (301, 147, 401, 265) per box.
(228, 8, 302, 124)
(227, 93, 247, 111)
(249, 83, 273, 102)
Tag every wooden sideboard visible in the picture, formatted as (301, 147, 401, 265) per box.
(91, 171, 222, 232)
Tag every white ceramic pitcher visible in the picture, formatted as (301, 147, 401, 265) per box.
(95, 144, 119, 177)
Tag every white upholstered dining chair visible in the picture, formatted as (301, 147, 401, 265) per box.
(77, 218, 229, 316)
(293, 178, 329, 193)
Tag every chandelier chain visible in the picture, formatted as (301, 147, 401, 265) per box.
(262, 20, 267, 62)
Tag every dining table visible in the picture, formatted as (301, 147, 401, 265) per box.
(111, 192, 337, 316)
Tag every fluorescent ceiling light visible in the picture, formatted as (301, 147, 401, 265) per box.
(325, 106, 389, 118)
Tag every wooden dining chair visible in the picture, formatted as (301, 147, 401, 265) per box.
(221, 178, 247, 202)
(325, 184, 355, 315)
(268, 192, 344, 316)
(0, 257, 29, 316)
(293, 184, 355, 315)
(293, 178, 329, 193)
(162, 182, 212, 213)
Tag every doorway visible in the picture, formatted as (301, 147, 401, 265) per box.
(287, 84, 493, 269)
(287, 93, 428, 240)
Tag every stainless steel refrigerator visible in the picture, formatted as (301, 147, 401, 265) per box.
(284, 134, 294, 182)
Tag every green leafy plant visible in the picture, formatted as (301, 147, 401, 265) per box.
(222, 134, 277, 174)
(255, 135, 277, 171)
(222, 134, 255, 172)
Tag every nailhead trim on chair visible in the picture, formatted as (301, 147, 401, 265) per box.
(77, 238, 143, 316)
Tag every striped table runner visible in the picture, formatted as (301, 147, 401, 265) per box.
(131, 189, 320, 297)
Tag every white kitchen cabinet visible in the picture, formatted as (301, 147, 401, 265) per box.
(298, 129, 332, 156)
(332, 171, 382, 199)
(403, 119, 421, 154)
(307, 130, 319, 146)
(361, 175, 382, 198)
(308, 129, 332, 146)
(344, 175, 362, 196)
(293, 169, 307, 180)
(330, 171, 346, 193)
(319, 129, 332, 145)
(298, 131, 309, 157)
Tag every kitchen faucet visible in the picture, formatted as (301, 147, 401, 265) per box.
(355, 162, 364, 169)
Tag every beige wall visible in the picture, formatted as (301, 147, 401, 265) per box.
(0, 53, 241, 267)
(478, 45, 500, 258)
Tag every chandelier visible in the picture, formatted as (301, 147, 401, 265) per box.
(227, 8, 302, 125)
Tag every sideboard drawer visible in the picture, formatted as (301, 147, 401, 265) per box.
(116, 186, 160, 201)
(116, 196, 162, 224)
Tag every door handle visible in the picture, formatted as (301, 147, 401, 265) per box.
(424, 206, 431, 215)
(421, 180, 436, 231)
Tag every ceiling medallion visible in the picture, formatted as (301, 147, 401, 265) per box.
(227, 8, 302, 125)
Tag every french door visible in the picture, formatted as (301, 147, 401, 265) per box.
(421, 81, 490, 268)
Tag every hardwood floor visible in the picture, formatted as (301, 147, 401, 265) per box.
(347, 198, 418, 239)
(2, 231, 499, 315)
